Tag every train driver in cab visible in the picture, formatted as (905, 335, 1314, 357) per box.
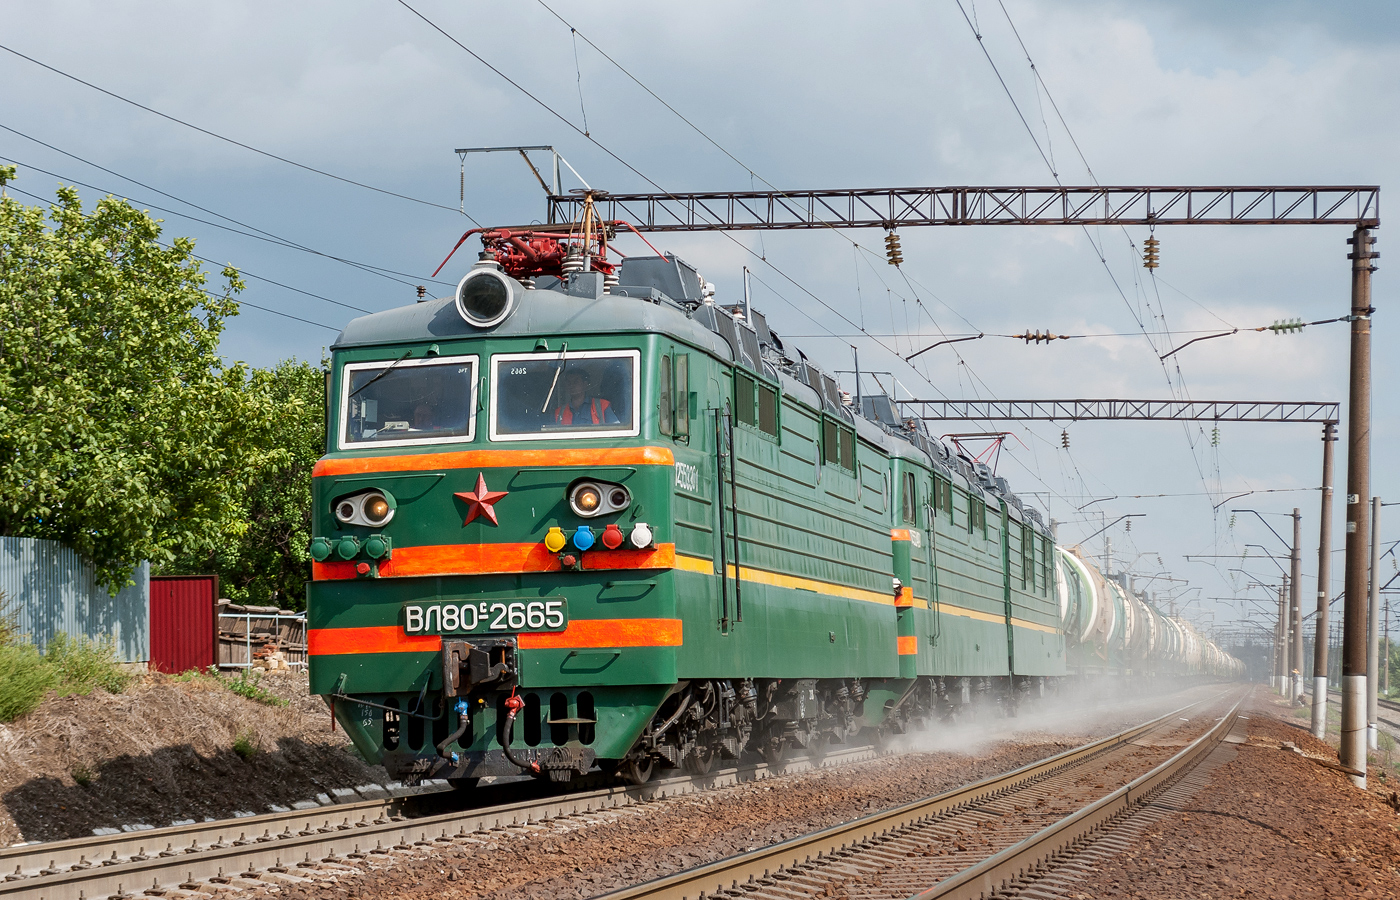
(555, 369, 620, 426)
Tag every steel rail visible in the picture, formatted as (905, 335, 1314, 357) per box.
(0, 744, 882, 900)
(592, 693, 1229, 900)
(0, 786, 444, 887)
(912, 693, 1243, 899)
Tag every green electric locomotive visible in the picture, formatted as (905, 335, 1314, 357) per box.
(307, 220, 1232, 786)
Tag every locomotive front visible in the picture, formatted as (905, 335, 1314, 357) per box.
(307, 231, 696, 785)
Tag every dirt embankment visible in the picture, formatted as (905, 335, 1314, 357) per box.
(0, 671, 388, 844)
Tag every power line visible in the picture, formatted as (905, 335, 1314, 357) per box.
(0, 152, 418, 298)
(3, 182, 343, 332)
(0, 122, 454, 287)
(0, 42, 475, 221)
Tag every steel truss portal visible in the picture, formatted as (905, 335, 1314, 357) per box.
(546, 186, 1379, 231)
(898, 399, 1340, 425)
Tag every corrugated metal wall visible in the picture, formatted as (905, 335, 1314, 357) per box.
(150, 576, 217, 673)
(0, 536, 150, 663)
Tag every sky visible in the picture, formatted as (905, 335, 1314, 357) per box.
(2, 0, 1396, 646)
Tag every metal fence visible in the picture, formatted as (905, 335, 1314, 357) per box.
(0, 536, 149, 663)
(217, 603, 307, 670)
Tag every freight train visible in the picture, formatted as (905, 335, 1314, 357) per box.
(307, 216, 1241, 786)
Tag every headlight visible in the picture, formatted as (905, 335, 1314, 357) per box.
(333, 490, 396, 527)
(568, 481, 629, 518)
(455, 267, 515, 328)
(364, 494, 392, 525)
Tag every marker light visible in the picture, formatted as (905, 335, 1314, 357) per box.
(601, 523, 624, 549)
(628, 522, 654, 549)
(336, 537, 361, 560)
(544, 526, 567, 553)
(309, 537, 332, 562)
(572, 526, 595, 551)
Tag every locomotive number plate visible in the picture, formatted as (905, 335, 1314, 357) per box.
(403, 599, 567, 635)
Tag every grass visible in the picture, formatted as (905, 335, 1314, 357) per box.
(0, 642, 56, 721)
(0, 632, 133, 722)
(217, 669, 287, 707)
(233, 728, 260, 760)
(43, 632, 132, 695)
(71, 764, 94, 787)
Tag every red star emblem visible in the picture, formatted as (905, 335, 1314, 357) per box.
(455, 473, 508, 526)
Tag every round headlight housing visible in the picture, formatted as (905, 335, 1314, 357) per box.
(455, 267, 515, 328)
(333, 489, 396, 527)
(363, 494, 392, 525)
(570, 484, 602, 516)
(567, 480, 630, 518)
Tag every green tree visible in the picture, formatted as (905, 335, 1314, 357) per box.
(0, 166, 280, 588)
(167, 359, 326, 609)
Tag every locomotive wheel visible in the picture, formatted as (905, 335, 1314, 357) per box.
(684, 743, 716, 776)
(759, 735, 787, 766)
(623, 755, 654, 785)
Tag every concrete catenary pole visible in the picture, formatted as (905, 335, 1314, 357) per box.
(1311, 423, 1336, 738)
(1291, 508, 1304, 700)
(1340, 225, 1375, 788)
(1277, 579, 1289, 694)
(1368, 497, 1382, 749)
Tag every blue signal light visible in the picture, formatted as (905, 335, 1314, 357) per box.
(572, 526, 595, 551)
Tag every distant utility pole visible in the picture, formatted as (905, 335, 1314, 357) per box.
(1291, 508, 1304, 700)
(1312, 423, 1336, 738)
(1340, 226, 1376, 788)
(1368, 498, 1382, 749)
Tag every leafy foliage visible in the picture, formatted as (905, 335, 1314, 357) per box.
(0, 165, 290, 590)
(166, 359, 326, 608)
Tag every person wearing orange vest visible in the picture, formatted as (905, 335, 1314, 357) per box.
(555, 370, 620, 425)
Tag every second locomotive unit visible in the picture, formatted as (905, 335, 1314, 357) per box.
(306, 218, 1239, 786)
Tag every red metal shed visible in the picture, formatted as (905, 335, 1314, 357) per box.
(149, 575, 218, 673)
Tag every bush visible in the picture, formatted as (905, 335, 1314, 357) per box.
(0, 643, 56, 721)
(43, 632, 132, 695)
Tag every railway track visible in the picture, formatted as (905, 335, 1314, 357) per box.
(595, 689, 1243, 900)
(1322, 688, 1400, 732)
(0, 743, 884, 900)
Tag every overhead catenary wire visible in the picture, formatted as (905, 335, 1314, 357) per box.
(528, 0, 1102, 499)
(3, 181, 346, 332)
(0, 123, 455, 287)
(0, 41, 479, 222)
(0, 152, 430, 294)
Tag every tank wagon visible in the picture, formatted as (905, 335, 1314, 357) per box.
(307, 221, 1240, 787)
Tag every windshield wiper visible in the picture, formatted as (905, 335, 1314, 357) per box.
(349, 350, 413, 400)
(540, 342, 569, 411)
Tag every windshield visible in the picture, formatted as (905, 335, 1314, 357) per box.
(340, 355, 477, 448)
(490, 350, 640, 440)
